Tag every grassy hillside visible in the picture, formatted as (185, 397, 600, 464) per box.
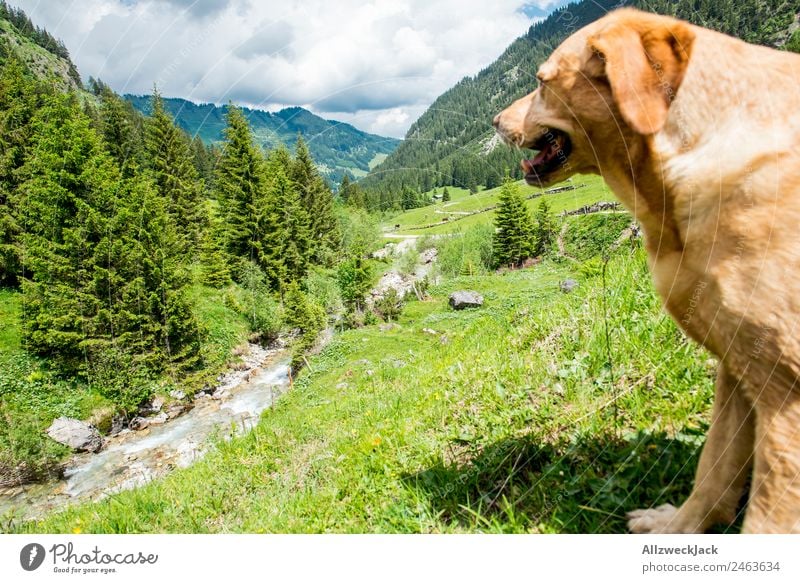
(384, 175, 613, 236)
(125, 96, 400, 185)
(361, 0, 800, 194)
(15, 242, 719, 533)
(0, 18, 81, 94)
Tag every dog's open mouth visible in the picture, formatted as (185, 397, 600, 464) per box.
(521, 128, 572, 184)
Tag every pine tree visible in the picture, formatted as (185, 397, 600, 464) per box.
(98, 86, 144, 178)
(290, 136, 340, 263)
(493, 176, 535, 268)
(144, 89, 203, 252)
(266, 155, 310, 285)
(0, 52, 41, 286)
(339, 174, 352, 204)
(442, 187, 451, 203)
(214, 104, 269, 279)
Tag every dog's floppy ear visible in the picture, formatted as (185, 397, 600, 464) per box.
(589, 18, 694, 135)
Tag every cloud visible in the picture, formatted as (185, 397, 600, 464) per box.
(12, 0, 559, 137)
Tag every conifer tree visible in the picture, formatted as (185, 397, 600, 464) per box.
(339, 174, 352, 204)
(214, 104, 269, 279)
(144, 89, 203, 252)
(0, 53, 41, 286)
(442, 187, 451, 203)
(290, 136, 340, 263)
(493, 176, 535, 268)
(98, 86, 144, 178)
(265, 151, 310, 285)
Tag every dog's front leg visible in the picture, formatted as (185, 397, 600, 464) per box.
(628, 367, 754, 533)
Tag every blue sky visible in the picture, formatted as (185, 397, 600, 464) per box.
(14, 1, 569, 137)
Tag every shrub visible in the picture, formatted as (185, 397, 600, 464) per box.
(374, 288, 404, 322)
(305, 267, 343, 315)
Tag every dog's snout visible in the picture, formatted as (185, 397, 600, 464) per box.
(492, 113, 501, 129)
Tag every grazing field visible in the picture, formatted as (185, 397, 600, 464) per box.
(14, 243, 720, 533)
(384, 175, 614, 236)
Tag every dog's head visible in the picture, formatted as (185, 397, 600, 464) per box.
(493, 8, 695, 187)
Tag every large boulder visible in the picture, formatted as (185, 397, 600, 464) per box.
(449, 290, 484, 310)
(46, 417, 103, 453)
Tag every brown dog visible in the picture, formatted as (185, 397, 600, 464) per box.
(494, 8, 800, 533)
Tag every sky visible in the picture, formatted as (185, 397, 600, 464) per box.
(13, 0, 567, 138)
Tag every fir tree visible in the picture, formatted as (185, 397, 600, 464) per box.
(98, 86, 144, 178)
(214, 104, 269, 279)
(266, 155, 310, 286)
(493, 177, 535, 268)
(144, 89, 203, 252)
(290, 136, 340, 263)
(0, 52, 41, 286)
(442, 187, 451, 203)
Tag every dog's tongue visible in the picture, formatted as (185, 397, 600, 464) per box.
(523, 140, 557, 174)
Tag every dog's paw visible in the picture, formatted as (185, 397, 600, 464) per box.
(627, 504, 680, 533)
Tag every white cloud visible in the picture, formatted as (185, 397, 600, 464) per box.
(12, 0, 561, 137)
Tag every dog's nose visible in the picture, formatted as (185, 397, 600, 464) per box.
(492, 113, 501, 129)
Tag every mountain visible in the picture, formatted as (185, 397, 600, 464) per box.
(361, 0, 800, 195)
(0, 1, 82, 93)
(125, 95, 400, 185)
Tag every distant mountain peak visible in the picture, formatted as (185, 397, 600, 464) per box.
(125, 95, 400, 185)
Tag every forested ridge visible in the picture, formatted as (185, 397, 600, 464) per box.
(360, 0, 800, 202)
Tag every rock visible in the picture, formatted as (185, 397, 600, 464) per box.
(166, 404, 188, 419)
(560, 279, 579, 293)
(151, 396, 165, 412)
(148, 412, 168, 425)
(169, 389, 186, 400)
(379, 323, 397, 332)
(109, 415, 126, 436)
(371, 270, 415, 302)
(46, 417, 103, 453)
(449, 291, 484, 310)
(128, 416, 150, 431)
(422, 327, 438, 335)
(371, 243, 396, 260)
(419, 247, 438, 264)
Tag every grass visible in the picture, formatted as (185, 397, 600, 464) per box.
(384, 175, 614, 236)
(0, 289, 107, 484)
(14, 243, 719, 533)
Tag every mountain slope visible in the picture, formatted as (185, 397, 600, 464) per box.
(362, 0, 800, 194)
(0, 4, 82, 93)
(125, 95, 400, 184)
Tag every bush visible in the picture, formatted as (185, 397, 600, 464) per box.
(0, 404, 69, 486)
(305, 267, 343, 315)
(397, 248, 419, 276)
(374, 288, 404, 322)
(87, 348, 155, 414)
(239, 262, 282, 341)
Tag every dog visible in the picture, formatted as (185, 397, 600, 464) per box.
(493, 7, 800, 533)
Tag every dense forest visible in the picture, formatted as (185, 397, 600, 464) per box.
(359, 0, 800, 202)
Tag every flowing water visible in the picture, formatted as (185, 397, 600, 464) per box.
(0, 344, 292, 523)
